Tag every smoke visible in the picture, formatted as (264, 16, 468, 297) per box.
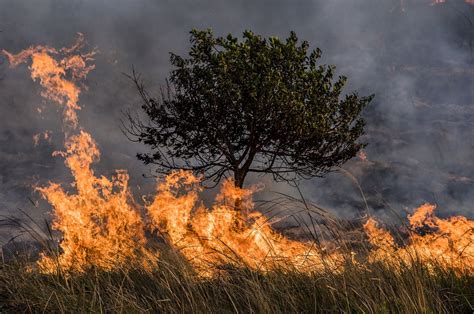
(0, 0, 473, 242)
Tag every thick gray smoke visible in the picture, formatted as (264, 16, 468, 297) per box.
(0, 0, 473, 242)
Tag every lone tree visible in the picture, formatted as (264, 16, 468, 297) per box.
(126, 29, 373, 188)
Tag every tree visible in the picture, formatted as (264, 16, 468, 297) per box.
(126, 29, 373, 189)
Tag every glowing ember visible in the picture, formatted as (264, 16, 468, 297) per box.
(357, 150, 367, 162)
(33, 131, 51, 146)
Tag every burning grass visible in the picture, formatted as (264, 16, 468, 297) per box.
(1, 181, 473, 313)
(1, 236, 473, 313)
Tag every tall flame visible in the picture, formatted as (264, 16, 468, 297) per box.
(37, 131, 150, 272)
(147, 171, 342, 275)
(3, 34, 153, 273)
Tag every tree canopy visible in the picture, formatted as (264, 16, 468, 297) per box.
(126, 29, 373, 188)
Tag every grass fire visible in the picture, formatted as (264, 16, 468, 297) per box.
(1, 2, 474, 313)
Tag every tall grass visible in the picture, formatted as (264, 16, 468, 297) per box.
(1, 245, 472, 313)
(1, 197, 472, 313)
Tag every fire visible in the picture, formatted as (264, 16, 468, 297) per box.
(4, 34, 473, 277)
(364, 204, 474, 274)
(2, 33, 95, 128)
(4, 34, 153, 273)
(147, 171, 343, 275)
(37, 131, 150, 273)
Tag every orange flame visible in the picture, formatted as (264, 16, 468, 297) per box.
(2, 33, 95, 128)
(37, 131, 150, 272)
(5, 34, 154, 273)
(147, 171, 343, 276)
(364, 204, 473, 274)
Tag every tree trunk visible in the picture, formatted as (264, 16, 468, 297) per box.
(234, 170, 247, 214)
(234, 171, 245, 189)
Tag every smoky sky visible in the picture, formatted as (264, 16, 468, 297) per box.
(1, 0, 473, 242)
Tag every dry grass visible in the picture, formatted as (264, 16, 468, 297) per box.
(1, 247, 472, 313)
(1, 197, 472, 313)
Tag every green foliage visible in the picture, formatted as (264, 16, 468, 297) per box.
(128, 29, 373, 187)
